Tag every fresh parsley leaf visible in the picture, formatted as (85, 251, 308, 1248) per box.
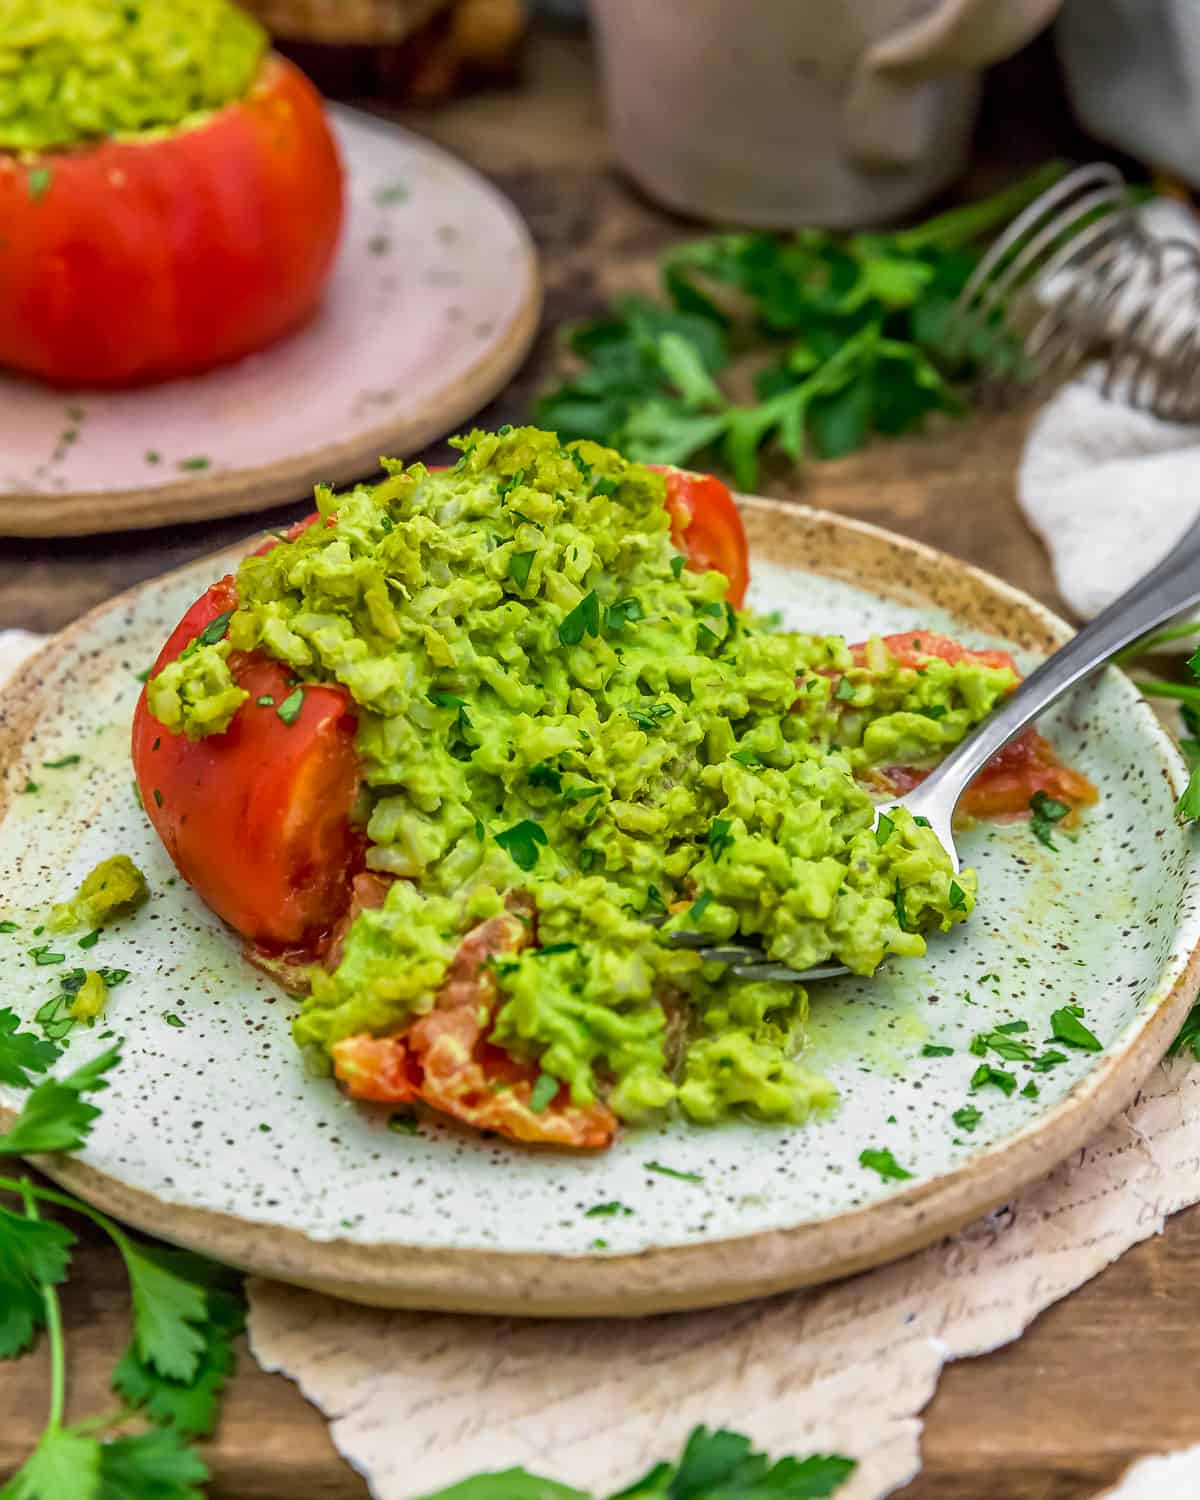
(559, 590, 601, 646)
(729, 749, 761, 768)
(834, 676, 856, 703)
(994, 1020, 1028, 1034)
(1031, 1049, 1069, 1073)
(529, 1074, 559, 1114)
(508, 550, 537, 589)
(584, 1202, 633, 1219)
(112, 1281, 245, 1439)
(0, 1206, 75, 1357)
(1029, 790, 1071, 850)
(948, 880, 967, 911)
(969, 1063, 1017, 1096)
(670, 555, 686, 580)
(858, 1147, 912, 1181)
(276, 688, 304, 726)
(93, 1424, 210, 1499)
(952, 1104, 982, 1132)
(1021, 1081, 1040, 1099)
(0, 1044, 120, 1155)
(413, 1473, 587, 1499)
(874, 813, 894, 846)
(1050, 1007, 1102, 1052)
(604, 597, 643, 633)
(645, 1160, 702, 1183)
(527, 762, 562, 793)
(893, 881, 912, 933)
(1177, 765, 1200, 822)
(5, 1428, 100, 1499)
(707, 818, 734, 863)
(562, 784, 604, 803)
(496, 468, 526, 499)
(0, 1009, 61, 1089)
(921, 1043, 953, 1058)
(1168, 999, 1200, 1061)
(627, 703, 674, 731)
(495, 820, 548, 873)
(0, 921, 18, 933)
(111, 1238, 211, 1384)
(687, 891, 713, 923)
(971, 1030, 1034, 1062)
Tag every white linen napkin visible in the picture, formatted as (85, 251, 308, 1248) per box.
(1018, 199, 1200, 643)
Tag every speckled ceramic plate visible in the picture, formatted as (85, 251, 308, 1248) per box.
(0, 106, 540, 538)
(2, 500, 1199, 1316)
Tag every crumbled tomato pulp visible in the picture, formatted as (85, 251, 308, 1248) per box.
(332, 899, 617, 1149)
(843, 631, 1098, 819)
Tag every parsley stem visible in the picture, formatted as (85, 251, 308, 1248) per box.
(0, 1173, 124, 1245)
(1132, 678, 1200, 704)
(1113, 623, 1200, 663)
(21, 1177, 66, 1434)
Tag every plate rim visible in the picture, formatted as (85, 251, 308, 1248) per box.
(0, 111, 542, 539)
(2, 496, 1198, 1316)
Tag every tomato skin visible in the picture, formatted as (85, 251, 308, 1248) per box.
(0, 55, 343, 386)
(654, 466, 750, 608)
(131, 578, 361, 948)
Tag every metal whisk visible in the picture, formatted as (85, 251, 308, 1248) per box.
(947, 163, 1200, 423)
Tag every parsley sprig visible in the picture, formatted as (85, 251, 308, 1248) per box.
(0, 1019, 245, 1495)
(534, 164, 1065, 488)
(414, 1424, 855, 1499)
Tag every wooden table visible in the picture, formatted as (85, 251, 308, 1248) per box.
(3, 26, 1197, 1500)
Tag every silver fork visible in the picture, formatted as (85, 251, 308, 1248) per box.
(665, 511, 1200, 983)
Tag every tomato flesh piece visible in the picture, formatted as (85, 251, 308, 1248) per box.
(843, 631, 1096, 815)
(131, 578, 361, 948)
(333, 908, 617, 1149)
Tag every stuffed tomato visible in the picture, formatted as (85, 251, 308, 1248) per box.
(0, 0, 344, 386)
(133, 428, 1092, 1150)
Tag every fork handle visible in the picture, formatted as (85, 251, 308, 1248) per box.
(912, 509, 1200, 806)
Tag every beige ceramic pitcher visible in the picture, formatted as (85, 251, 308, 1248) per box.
(590, 0, 1062, 228)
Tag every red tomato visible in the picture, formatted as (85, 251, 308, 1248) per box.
(655, 466, 750, 608)
(844, 632, 1097, 816)
(332, 906, 617, 1149)
(0, 55, 343, 386)
(131, 577, 361, 948)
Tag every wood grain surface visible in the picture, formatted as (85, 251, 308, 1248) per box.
(3, 23, 1194, 1500)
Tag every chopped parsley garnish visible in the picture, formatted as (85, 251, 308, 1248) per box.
(496, 468, 526, 499)
(834, 676, 856, 702)
(1050, 1007, 1102, 1052)
(921, 1043, 953, 1057)
(21, 781, 39, 795)
(0, 922, 18, 934)
(535, 942, 579, 957)
(387, 1112, 419, 1134)
(913, 815, 931, 827)
(42, 755, 81, 769)
(527, 761, 562, 793)
(688, 890, 713, 922)
(177, 455, 211, 471)
(893, 881, 912, 933)
(627, 702, 675, 730)
(644, 885, 667, 915)
(994, 1020, 1028, 1034)
(27, 165, 52, 199)
(729, 749, 762, 768)
(604, 596, 643, 632)
(558, 589, 601, 645)
(562, 783, 604, 803)
(645, 1160, 703, 1183)
(508, 549, 536, 589)
(179, 609, 234, 660)
(952, 1105, 982, 1132)
(970, 1063, 1017, 1095)
(859, 1147, 912, 1181)
(161, 1013, 184, 1029)
(153, 789, 163, 808)
(591, 476, 618, 498)
(255, 695, 274, 707)
(1021, 1081, 1040, 1099)
(584, 1201, 633, 1218)
(970, 1029, 1034, 1062)
(948, 880, 967, 911)
(144, 450, 161, 465)
(708, 818, 734, 863)
(28, 946, 65, 966)
(276, 688, 304, 726)
(874, 813, 895, 846)
(529, 1073, 559, 1113)
(921, 704, 948, 720)
(670, 555, 686, 579)
(495, 819, 547, 872)
(1030, 790, 1071, 850)
(78, 931, 100, 950)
